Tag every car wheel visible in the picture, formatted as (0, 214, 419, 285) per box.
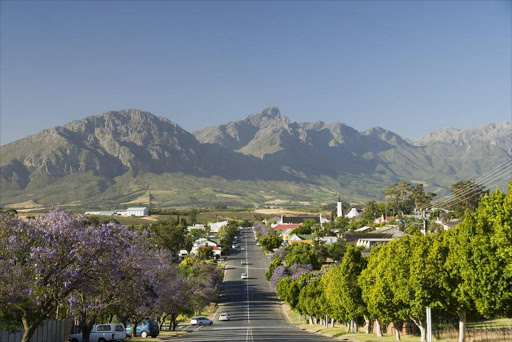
(141, 330, 148, 338)
(151, 336, 157, 338)
(210, 321, 213, 325)
(98, 339, 106, 342)
(199, 322, 203, 326)
(72, 339, 79, 342)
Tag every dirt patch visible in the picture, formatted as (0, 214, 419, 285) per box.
(4, 200, 42, 209)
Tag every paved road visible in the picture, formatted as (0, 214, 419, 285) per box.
(172, 228, 333, 342)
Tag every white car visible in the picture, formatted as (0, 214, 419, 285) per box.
(218, 313, 230, 321)
(241, 247, 245, 251)
(241, 259, 246, 265)
(241, 273, 248, 279)
(256, 242, 260, 246)
(190, 317, 213, 326)
(68, 323, 126, 342)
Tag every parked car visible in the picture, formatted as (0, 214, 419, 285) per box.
(241, 247, 245, 251)
(68, 323, 126, 342)
(256, 242, 260, 246)
(218, 313, 230, 321)
(241, 259, 246, 265)
(125, 319, 159, 338)
(190, 317, 213, 326)
(241, 272, 248, 279)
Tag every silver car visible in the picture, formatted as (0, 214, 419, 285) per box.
(219, 313, 230, 321)
(190, 317, 213, 326)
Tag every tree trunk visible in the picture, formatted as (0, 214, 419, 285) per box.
(170, 312, 178, 331)
(80, 312, 97, 342)
(375, 319, 383, 337)
(410, 316, 426, 342)
(331, 319, 335, 328)
(458, 309, 467, 342)
(393, 321, 402, 341)
(21, 316, 42, 342)
(364, 316, 372, 334)
(309, 316, 313, 325)
(131, 320, 140, 338)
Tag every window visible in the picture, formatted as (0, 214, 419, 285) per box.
(115, 325, 125, 332)
(97, 325, 111, 332)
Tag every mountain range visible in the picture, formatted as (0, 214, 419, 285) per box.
(1, 107, 510, 209)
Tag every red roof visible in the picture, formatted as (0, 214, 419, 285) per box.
(273, 224, 301, 231)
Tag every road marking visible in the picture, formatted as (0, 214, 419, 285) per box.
(245, 327, 254, 342)
(193, 325, 203, 332)
(245, 231, 250, 324)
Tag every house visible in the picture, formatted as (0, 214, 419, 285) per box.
(190, 238, 222, 257)
(125, 207, 148, 217)
(282, 215, 321, 224)
(208, 221, 228, 233)
(264, 216, 282, 225)
(355, 226, 372, 232)
(356, 238, 394, 249)
(374, 215, 395, 224)
(280, 228, 297, 242)
(345, 208, 363, 219)
(273, 224, 301, 232)
(288, 234, 314, 244)
(342, 225, 404, 245)
(187, 224, 206, 232)
(320, 236, 338, 244)
(435, 218, 461, 231)
(85, 211, 116, 216)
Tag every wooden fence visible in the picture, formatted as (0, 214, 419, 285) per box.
(0, 318, 73, 342)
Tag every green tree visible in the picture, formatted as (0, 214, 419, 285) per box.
(449, 180, 489, 216)
(265, 257, 282, 281)
(260, 235, 283, 253)
(150, 221, 188, 256)
(385, 182, 415, 215)
(284, 244, 321, 270)
(444, 184, 512, 341)
(337, 246, 368, 333)
(196, 246, 214, 260)
(325, 239, 347, 263)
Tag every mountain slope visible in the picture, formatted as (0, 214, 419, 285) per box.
(1, 108, 510, 208)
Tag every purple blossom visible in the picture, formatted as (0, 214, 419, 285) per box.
(288, 263, 313, 280)
(270, 266, 287, 288)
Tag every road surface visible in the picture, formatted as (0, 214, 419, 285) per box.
(173, 227, 333, 342)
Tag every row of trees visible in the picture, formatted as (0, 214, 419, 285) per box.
(0, 210, 222, 342)
(269, 185, 512, 342)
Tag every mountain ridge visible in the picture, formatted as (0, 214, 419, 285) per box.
(1, 107, 510, 208)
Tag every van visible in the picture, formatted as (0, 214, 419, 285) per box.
(125, 319, 159, 338)
(68, 323, 126, 342)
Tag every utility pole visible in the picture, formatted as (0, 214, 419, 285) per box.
(423, 211, 433, 342)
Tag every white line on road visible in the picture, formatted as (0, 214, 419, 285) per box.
(245, 231, 250, 324)
(193, 325, 203, 332)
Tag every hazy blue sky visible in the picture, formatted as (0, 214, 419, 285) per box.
(1, 1, 510, 145)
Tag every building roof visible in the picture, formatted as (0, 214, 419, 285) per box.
(282, 216, 320, 224)
(273, 224, 301, 231)
(126, 207, 147, 211)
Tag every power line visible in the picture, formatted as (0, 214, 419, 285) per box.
(420, 158, 512, 211)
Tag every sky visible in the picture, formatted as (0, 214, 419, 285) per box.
(1, 0, 511, 145)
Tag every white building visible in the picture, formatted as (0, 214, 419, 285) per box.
(187, 224, 206, 232)
(125, 207, 148, 217)
(209, 221, 228, 233)
(345, 208, 363, 219)
(191, 238, 222, 257)
(337, 195, 343, 217)
(356, 238, 394, 249)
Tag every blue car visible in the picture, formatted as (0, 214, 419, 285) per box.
(125, 319, 159, 338)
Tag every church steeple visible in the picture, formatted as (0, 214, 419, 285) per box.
(337, 195, 343, 217)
